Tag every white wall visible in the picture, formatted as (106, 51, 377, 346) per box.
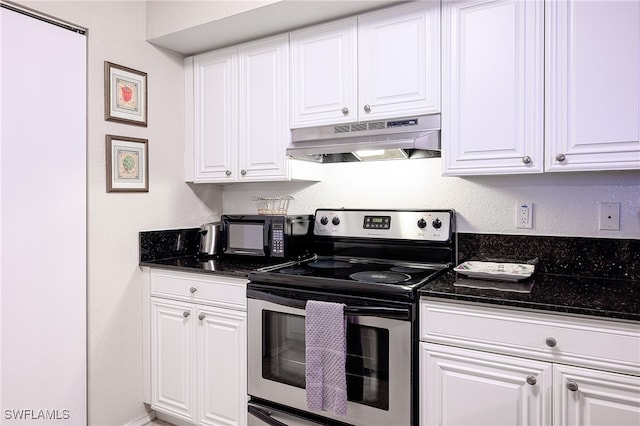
(14, 1, 222, 425)
(222, 159, 640, 239)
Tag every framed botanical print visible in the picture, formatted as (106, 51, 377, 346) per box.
(104, 61, 147, 126)
(106, 135, 148, 192)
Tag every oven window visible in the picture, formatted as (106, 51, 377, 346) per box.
(261, 311, 390, 410)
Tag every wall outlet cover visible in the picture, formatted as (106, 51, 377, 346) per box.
(516, 201, 533, 229)
(599, 202, 620, 230)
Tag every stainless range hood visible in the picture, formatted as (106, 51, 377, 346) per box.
(288, 114, 440, 163)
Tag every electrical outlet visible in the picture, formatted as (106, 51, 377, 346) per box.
(599, 202, 620, 230)
(516, 201, 533, 229)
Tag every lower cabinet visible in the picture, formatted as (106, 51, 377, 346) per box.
(419, 298, 640, 426)
(146, 269, 247, 426)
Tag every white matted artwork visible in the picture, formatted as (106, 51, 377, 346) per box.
(106, 134, 148, 192)
(104, 61, 147, 126)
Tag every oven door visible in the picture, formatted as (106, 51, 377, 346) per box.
(247, 288, 412, 426)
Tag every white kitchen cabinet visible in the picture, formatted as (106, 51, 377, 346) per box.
(443, 0, 640, 176)
(186, 34, 320, 183)
(289, 1, 440, 128)
(419, 298, 640, 426)
(151, 298, 196, 423)
(545, 0, 640, 172)
(358, 0, 440, 121)
(442, 0, 545, 175)
(289, 18, 358, 127)
(147, 269, 248, 426)
(553, 364, 640, 426)
(420, 342, 552, 426)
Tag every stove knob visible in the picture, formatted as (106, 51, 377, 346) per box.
(320, 216, 329, 225)
(332, 216, 341, 226)
(417, 218, 427, 229)
(432, 218, 442, 229)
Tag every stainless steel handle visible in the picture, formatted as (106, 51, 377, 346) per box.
(567, 381, 579, 392)
(198, 313, 205, 320)
(183, 311, 190, 318)
(526, 375, 537, 385)
(545, 337, 557, 347)
(341, 107, 349, 115)
(556, 153, 566, 162)
(363, 104, 371, 113)
(240, 169, 247, 176)
(225, 170, 232, 176)
(189, 287, 197, 294)
(522, 156, 532, 164)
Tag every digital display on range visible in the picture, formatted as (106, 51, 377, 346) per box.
(363, 215, 391, 230)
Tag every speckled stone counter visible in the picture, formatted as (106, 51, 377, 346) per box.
(420, 272, 639, 321)
(420, 233, 640, 322)
(138, 227, 285, 279)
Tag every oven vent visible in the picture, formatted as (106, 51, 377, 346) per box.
(288, 114, 441, 163)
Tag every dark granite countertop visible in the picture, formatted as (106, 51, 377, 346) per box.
(420, 271, 640, 322)
(140, 255, 285, 279)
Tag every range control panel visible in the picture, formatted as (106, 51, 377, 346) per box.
(314, 209, 455, 242)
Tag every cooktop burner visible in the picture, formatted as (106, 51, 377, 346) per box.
(308, 260, 353, 269)
(349, 271, 411, 284)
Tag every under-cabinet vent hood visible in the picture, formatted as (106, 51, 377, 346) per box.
(288, 114, 440, 163)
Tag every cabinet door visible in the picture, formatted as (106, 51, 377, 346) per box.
(197, 306, 247, 426)
(192, 48, 238, 182)
(238, 34, 289, 181)
(290, 18, 358, 128)
(442, 0, 544, 176)
(545, 1, 640, 172)
(151, 298, 196, 423)
(420, 342, 552, 426)
(358, 1, 440, 121)
(554, 364, 640, 426)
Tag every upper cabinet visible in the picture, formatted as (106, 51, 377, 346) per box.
(545, 0, 640, 172)
(442, 0, 544, 176)
(185, 34, 320, 183)
(443, 0, 640, 176)
(289, 1, 441, 128)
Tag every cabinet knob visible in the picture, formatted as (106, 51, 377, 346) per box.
(341, 107, 349, 115)
(526, 375, 537, 386)
(566, 381, 579, 392)
(556, 153, 566, 162)
(545, 337, 557, 347)
(241, 169, 247, 176)
(183, 311, 190, 318)
(225, 170, 232, 176)
(363, 104, 371, 113)
(522, 156, 532, 164)
(189, 286, 197, 294)
(198, 313, 205, 320)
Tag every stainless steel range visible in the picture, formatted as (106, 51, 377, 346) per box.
(247, 209, 456, 426)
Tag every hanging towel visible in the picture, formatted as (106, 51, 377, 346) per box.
(305, 300, 348, 416)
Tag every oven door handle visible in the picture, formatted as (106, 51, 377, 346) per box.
(248, 404, 288, 426)
(247, 289, 410, 320)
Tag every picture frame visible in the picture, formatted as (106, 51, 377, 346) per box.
(104, 61, 147, 126)
(106, 135, 149, 192)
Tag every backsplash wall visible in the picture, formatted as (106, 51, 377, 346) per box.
(222, 158, 640, 239)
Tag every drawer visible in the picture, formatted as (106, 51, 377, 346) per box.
(420, 298, 640, 376)
(151, 269, 247, 310)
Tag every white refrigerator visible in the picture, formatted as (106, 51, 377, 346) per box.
(1, 4, 87, 424)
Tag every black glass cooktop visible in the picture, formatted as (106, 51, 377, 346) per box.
(251, 256, 449, 298)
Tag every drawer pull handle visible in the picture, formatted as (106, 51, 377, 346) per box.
(567, 381, 579, 392)
(183, 311, 190, 318)
(189, 287, 197, 294)
(526, 375, 537, 386)
(198, 314, 206, 320)
(342, 107, 349, 115)
(556, 153, 566, 162)
(522, 156, 532, 164)
(545, 337, 557, 347)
